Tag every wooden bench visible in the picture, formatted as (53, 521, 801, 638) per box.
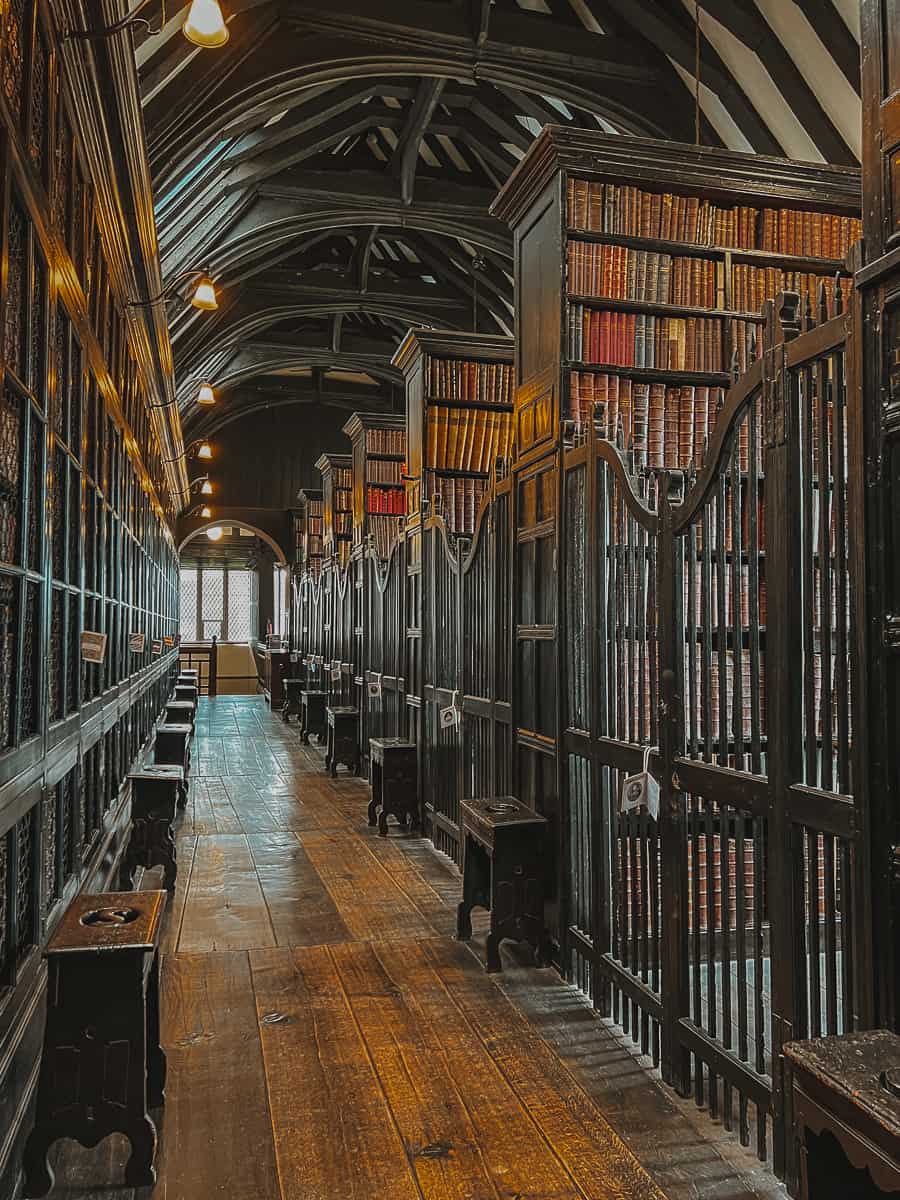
(367, 737, 417, 835)
(153, 723, 191, 806)
(22, 892, 167, 1195)
(456, 796, 550, 973)
(120, 766, 183, 891)
(325, 705, 360, 776)
(784, 1030, 900, 1198)
(300, 689, 327, 745)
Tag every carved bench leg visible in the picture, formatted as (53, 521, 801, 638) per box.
(485, 931, 503, 974)
(456, 901, 473, 942)
(124, 1114, 158, 1188)
(367, 796, 378, 827)
(146, 955, 167, 1108)
(21, 1126, 56, 1198)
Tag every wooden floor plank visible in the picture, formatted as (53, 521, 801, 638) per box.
(418, 938, 667, 1200)
(246, 832, 352, 947)
(249, 945, 423, 1200)
(299, 828, 437, 943)
(159, 834, 197, 957)
(330, 940, 505, 1200)
(157, 952, 281, 1200)
(372, 938, 582, 1199)
(178, 834, 276, 953)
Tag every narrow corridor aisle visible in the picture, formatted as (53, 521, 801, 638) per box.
(48, 697, 783, 1200)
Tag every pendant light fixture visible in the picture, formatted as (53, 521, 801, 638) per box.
(189, 273, 219, 310)
(197, 383, 216, 406)
(183, 0, 230, 46)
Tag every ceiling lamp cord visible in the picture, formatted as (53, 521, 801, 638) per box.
(472, 255, 486, 332)
(695, 1, 702, 146)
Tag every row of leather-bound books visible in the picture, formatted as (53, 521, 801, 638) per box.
(333, 486, 351, 513)
(366, 486, 406, 515)
(570, 371, 770, 483)
(370, 514, 402, 561)
(332, 467, 351, 489)
(334, 513, 352, 535)
(428, 473, 487, 537)
(567, 242, 852, 319)
(366, 458, 403, 484)
(364, 428, 404, 456)
(426, 358, 514, 405)
(568, 306, 757, 374)
(566, 178, 861, 258)
(426, 406, 513, 474)
(568, 243, 722, 306)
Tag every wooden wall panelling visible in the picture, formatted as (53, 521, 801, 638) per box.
(493, 127, 865, 1171)
(0, 2, 182, 1190)
(394, 329, 515, 863)
(858, 0, 900, 1035)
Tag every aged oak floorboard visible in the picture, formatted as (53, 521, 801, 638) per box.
(45, 697, 779, 1199)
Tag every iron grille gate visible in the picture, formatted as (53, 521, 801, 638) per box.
(562, 292, 869, 1175)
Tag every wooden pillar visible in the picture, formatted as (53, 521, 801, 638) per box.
(857, 0, 900, 1032)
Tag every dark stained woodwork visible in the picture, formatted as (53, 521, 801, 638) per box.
(858, 0, 900, 1035)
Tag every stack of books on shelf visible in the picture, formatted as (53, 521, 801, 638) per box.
(565, 178, 862, 457)
(425, 359, 513, 537)
(366, 427, 404, 456)
(426, 359, 514, 405)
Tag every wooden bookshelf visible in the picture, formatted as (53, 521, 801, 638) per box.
(314, 453, 352, 570)
(294, 487, 324, 578)
(392, 329, 515, 537)
(491, 127, 862, 467)
(342, 412, 407, 561)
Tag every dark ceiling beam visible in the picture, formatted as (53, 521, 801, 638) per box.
(586, 0, 783, 155)
(187, 380, 399, 439)
(470, 0, 493, 48)
(351, 227, 379, 292)
(284, 0, 655, 80)
(792, 0, 860, 91)
(402, 233, 511, 334)
(392, 77, 447, 204)
(695, 0, 856, 163)
(144, 22, 671, 186)
(331, 311, 345, 353)
(223, 108, 405, 192)
(222, 81, 384, 169)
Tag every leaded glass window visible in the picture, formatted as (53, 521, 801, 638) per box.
(2, 0, 27, 124)
(28, 25, 49, 182)
(42, 785, 57, 915)
(201, 568, 224, 641)
(0, 575, 17, 751)
(15, 808, 36, 962)
(4, 195, 27, 379)
(0, 387, 22, 565)
(26, 409, 44, 572)
(51, 447, 65, 581)
(20, 581, 40, 740)
(227, 570, 253, 642)
(49, 589, 63, 722)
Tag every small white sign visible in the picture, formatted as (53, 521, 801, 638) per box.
(367, 676, 382, 699)
(81, 631, 108, 664)
(330, 665, 342, 683)
(128, 632, 145, 654)
(620, 747, 660, 820)
(151, 639, 163, 657)
(163, 635, 175, 648)
(439, 704, 460, 730)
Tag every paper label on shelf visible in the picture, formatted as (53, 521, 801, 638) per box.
(81, 632, 107, 664)
(128, 632, 146, 654)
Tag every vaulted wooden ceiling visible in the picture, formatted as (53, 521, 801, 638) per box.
(131, 0, 862, 449)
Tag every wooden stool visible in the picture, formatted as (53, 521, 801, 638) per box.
(153, 723, 191, 807)
(325, 706, 360, 777)
(282, 677, 304, 724)
(784, 1031, 900, 1199)
(120, 766, 183, 891)
(165, 699, 195, 731)
(456, 797, 550, 973)
(300, 690, 326, 745)
(22, 892, 167, 1196)
(173, 683, 198, 709)
(367, 737, 418, 835)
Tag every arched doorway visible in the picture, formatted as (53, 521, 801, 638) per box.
(178, 522, 290, 696)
